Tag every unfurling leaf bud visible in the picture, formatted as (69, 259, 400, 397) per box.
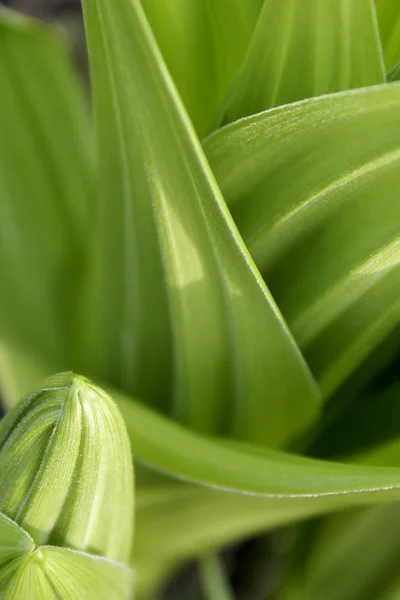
(0, 373, 134, 599)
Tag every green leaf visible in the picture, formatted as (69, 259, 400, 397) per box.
(205, 84, 400, 398)
(0, 374, 134, 563)
(3, 352, 400, 596)
(276, 437, 400, 600)
(388, 61, 400, 81)
(300, 503, 400, 600)
(133, 483, 349, 597)
(126, 387, 400, 595)
(0, 8, 93, 365)
(375, 0, 400, 73)
(0, 513, 34, 569)
(382, 576, 400, 600)
(3, 547, 133, 600)
(222, 0, 385, 123)
(114, 389, 400, 499)
(200, 554, 235, 600)
(141, 0, 263, 136)
(80, 0, 320, 448)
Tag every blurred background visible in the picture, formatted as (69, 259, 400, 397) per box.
(1, 0, 81, 17)
(1, 0, 87, 78)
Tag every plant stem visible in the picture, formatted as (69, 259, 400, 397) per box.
(200, 554, 235, 600)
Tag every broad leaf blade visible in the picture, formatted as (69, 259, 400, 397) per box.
(81, 0, 320, 448)
(205, 84, 400, 398)
(0, 9, 93, 364)
(114, 389, 400, 499)
(3, 350, 400, 598)
(222, 0, 385, 123)
(113, 390, 400, 594)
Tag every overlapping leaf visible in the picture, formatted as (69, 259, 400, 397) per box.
(297, 502, 400, 600)
(141, 0, 263, 136)
(3, 341, 400, 597)
(0, 513, 34, 571)
(375, 0, 400, 75)
(206, 85, 400, 398)
(80, 0, 320, 448)
(222, 0, 385, 123)
(2, 546, 132, 600)
(0, 9, 93, 365)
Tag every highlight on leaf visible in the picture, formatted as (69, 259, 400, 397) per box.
(1, 0, 400, 598)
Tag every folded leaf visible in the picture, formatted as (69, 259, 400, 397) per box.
(141, 0, 263, 136)
(206, 84, 400, 397)
(222, 0, 385, 123)
(2, 547, 133, 600)
(0, 8, 93, 365)
(114, 389, 400, 499)
(0, 374, 134, 563)
(375, 0, 400, 73)
(0, 512, 34, 570)
(80, 0, 320, 448)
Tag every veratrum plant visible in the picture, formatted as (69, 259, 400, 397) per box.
(0, 373, 134, 599)
(1, 0, 400, 599)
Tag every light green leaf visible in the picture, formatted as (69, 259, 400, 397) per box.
(375, 0, 400, 73)
(0, 8, 93, 365)
(130, 395, 400, 596)
(115, 389, 400, 499)
(3, 547, 133, 600)
(205, 84, 400, 398)
(80, 0, 320, 448)
(222, 0, 385, 123)
(0, 374, 134, 563)
(0, 513, 34, 569)
(141, 0, 263, 136)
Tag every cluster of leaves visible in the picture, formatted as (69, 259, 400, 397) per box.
(0, 0, 400, 598)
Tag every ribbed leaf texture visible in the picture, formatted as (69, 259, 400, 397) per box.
(0, 374, 134, 599)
